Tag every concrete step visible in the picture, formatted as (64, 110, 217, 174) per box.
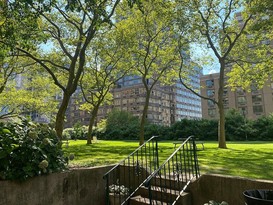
(131, 186, 192, 205)
(149, 174, 191, 190)
(130, 195, 169, 205)
(136, 185, 180, 202)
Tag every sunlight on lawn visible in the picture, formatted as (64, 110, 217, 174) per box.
(63, 140, 273, 180)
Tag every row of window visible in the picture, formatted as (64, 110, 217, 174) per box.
(208, 105, 264, 117)
(177, 110, 202, 118)
(176, 104, 202, 112)
(176, 96, 202, 106)
(206, 94, 263, 106)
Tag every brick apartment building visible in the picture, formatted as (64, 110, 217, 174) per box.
(65, 74, 202, 128)
(200, 73, 273, 120)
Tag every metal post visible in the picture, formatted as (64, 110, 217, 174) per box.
(191, 136, 199, 178)
(105, 175, 110, 205)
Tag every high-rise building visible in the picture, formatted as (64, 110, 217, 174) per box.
(95, 74, 202, 126)
(200, 73, 273, 120)
(173, 74, 202, 121)
(65, 68, 202, 127)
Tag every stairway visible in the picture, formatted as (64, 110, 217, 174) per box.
(129, 176, 192, 205)
(103, 136, 199, 205)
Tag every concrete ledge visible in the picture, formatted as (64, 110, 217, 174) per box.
(1, 168, 273, 205)
(188, 174, 273, 205)
(0, 165, 113, 205)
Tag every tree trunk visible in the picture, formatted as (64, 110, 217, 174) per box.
(86, 106, 99, 145)
(139, 90, 151, 145)
(55, 92, 70, 140)
(0, 85, 5, 94)
(218, 60, 227, 149)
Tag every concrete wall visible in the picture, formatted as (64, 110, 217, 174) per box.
(0, 166, 113, 205)
(1, 168, 273, 205)
(188, 174, 273, 205)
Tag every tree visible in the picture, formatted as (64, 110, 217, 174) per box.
(115, 0, 184, 145)
(0, 0, 126, 139)
(227, 1, 273, 90)
(177, 0, 260, 148)
(79, 28, 132, 144)
(0, 63, 59, 120)
(103, 109, 140, 140)
(0, 56, 21, 118)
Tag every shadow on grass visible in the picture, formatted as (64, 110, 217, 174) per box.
(63, 140, 273, 180)
(197, 146, 273, 180)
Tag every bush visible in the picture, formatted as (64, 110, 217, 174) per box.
(250, 115, 273, 140)
(102, 109, 140, 140)
(225, 109, 246, 140)
(0, 118, 67, 181)
(144, 123, 170, 140)
(63, 124, 88, 140)
(169, 119, 218, 141)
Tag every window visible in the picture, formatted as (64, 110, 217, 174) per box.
(253, 105, 263, 114)
(207, 99, 215, 107)
(206, 79, 214, 87)
(252, 95, 262, 103)
(237, 96, 246, 104)
(236, 87, 245, 95)
(238, 107, 247, 116)
(208, 109, 216, 117)
(206, 89, 215, 97)
(223, 88, 228, 96)
(223, 98, 228, 105)
(251, 84, 258, 92)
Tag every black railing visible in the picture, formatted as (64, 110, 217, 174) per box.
(103, 136, 159, 205)
(144, 136, 200, 205)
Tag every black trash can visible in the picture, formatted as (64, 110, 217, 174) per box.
(243, 189, 273, 205)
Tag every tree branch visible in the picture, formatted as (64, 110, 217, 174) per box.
(16, 47, 66, 91)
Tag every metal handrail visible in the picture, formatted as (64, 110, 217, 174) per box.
(144, 135, 200, 205)
(103, 136, 159, 205)
(103, 136, 158, 180)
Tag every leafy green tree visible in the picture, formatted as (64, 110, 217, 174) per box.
(103, 109, 140, 140)
(0, 0, 129, 139)
(0, 60, 59, 120)
(227, 1, 273, 90)
(79, 28, 131, 144)
(115, 0, 185, 145)
(176, 0, 262, 148)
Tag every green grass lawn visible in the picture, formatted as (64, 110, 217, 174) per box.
(63, 140, 273, 180)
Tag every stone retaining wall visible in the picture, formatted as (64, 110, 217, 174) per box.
(188, 174, 273, 205)
(0, 166, 113, 205)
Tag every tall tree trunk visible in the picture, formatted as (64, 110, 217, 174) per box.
(86, 106, 99, 145)
(139, 90, 151, 145)
(218, 60, 227, 149)
(55, 92, 70, 140)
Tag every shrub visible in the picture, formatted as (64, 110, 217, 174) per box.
(63, 124, 88, 140)
(102, 109, 140, 140)
(169, 119, 218, 140)
(144, 123, 170, 140)
(224, 109, 247, 140)
(250, 115, 273, 140)
(0, 118, 67, 181)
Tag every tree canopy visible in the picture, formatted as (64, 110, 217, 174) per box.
(176, 0, 272, 148)
(0, 0, 127, 138)
(115, 0, 187, 144)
